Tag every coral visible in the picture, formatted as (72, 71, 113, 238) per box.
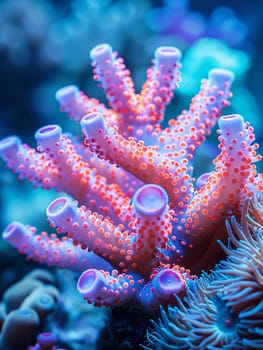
(0, 269, 59, 350)
(1, 43, 263, 312)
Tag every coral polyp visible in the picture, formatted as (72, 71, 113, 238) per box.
(1, 44, 263, 311)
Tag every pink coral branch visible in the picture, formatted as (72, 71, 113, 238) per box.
(3, 221, 111, 272)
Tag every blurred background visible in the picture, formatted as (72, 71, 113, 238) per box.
(0, 0, 263, 281)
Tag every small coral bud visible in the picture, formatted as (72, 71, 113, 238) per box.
(218, 114, 245, 134)
(35, 125, 62, 150)
(46, 197, 77, 228)
(90, 43, 114, 65)
(81, 112, 106, 137)
(132, 184, 168, 216)
(55, 85, 79, 105)
(3, 221, 28, 247)
(0, 136, 21, 161)
(208, 68, 234, 87)
(154, 46, 182, 66)
(152, 269, 185, 296)
(77, 269, 106, 298)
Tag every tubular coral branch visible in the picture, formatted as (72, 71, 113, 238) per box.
(90, 44, 182, 138)
(77, 269, 140, 307)
(46, 196, 133, 272)
(90, 43, 138, 129)
(45, 184, 174, 277)
(55, 84, 118, 124)
(160, 68, 234, 158)
(2, 221, 111, 272)
(183, 114, 262, 237)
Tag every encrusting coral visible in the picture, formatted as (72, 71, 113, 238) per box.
(0, 43, 263, 312)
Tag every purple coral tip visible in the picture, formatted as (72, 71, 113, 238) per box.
(81, 112, 106, 136)
(218, 113, 244, 133)
(0, 135, 21, 160)
(208, 68, 234, 86)
(152, 269, 185, 296)
(77, 269, 105, 298)
(89, 43, 113, 64)
(55, 85, 79, 104)
(35, 125, 62, 149)
(154, 46, 182, 65)
(46, 197, 76, 226)
(3, 221, 27, 246)
(132, 184, 168, 216)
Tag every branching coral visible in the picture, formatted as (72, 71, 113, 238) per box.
(1, 43, 263, 312)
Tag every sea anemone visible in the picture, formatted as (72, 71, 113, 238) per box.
(145, 195, 263, 349)
(246, 190, 263, 228)
(214, 196, 263, 347)
(144, 273, 242, 350)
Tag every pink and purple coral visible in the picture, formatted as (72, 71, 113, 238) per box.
(1, 43, 263, 313)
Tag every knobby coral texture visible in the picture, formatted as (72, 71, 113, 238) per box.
(1, 44, 263, 312)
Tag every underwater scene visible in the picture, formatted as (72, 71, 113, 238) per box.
(0, 0, 263, 349)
